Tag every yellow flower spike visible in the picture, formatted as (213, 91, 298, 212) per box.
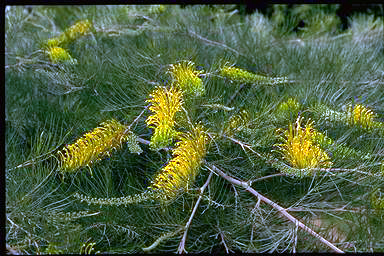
(146, 86, 184, 150)
(275, 117, 332, 173)
(220, 65, 288, 85)
(73, 126, 208, 206)
(46, 38, 60, 48)
(346, 103, 377, 130)
(58, 119, 135, 173)
(45, 46, 76, 64)
(277, 98, 300, 118)
(167, 61, 204, 96)
(60, 19, 92, 44)
(149, 125, 209, 200)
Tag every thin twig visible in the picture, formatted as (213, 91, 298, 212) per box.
(177, 172, 213, 254)
(248, 173, 286, 186)
(127, 105, 148, 131)
(207, 164, 344, 253)
(222, 135, 263, 158)
(142, 227, 184, 252)
(187, 30, 241, 57)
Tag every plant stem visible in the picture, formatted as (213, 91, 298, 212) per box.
(177, 171, 213, 254)
(208, 164, 344, 253)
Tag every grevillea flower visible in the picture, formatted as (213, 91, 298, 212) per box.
(59, 19, 92, 44)
(346, 103, 376, 130)
(220, 65, 288, 85)
(44, 20, 92, 49)
(277, 98, 300, 114)
(58, 119, 134, 172)
(146, 86, 183, 150)
(45, 46, 75, 64)
(167, 61, 204, 96)
(275, 117, 332, 171)
(73, 125, 209, 206)
(149, 125, 209, 200)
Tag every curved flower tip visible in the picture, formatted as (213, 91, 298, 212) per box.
(149, 125, 209, 200)
(45, 46, 76, 64)
(62, 19, 92, 43)
(168, 61, 204, 96)
(58, 119, 131, 172)
(346, 103, 377, 130)
(146, 86, 184, 150)
(275, 117, 332, 171)
(220, 65, 288, 85)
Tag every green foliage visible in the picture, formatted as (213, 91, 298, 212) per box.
(6, 5, 384, 253)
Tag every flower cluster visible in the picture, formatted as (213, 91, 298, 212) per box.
(167, 61, 204, 96)
(44, 20, 92, 63)
(73, 125, 208, 205)
(146, 86, 184, 150)
(346, 103, 377, 130)
(275, 117, 332, 171)
(45, 46, 76, 64)
(58, 119, 132, 173)
(220, 65, 288, 85)
(47, 20, 92, 48)
(149, 125, 209, 200)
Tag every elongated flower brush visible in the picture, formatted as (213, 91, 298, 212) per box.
(220, 65, 288, 85)
(146, 86, 184, 150)
(167, 61, 204, 96)
(58, 119, 140, 173)
(46, 20, 92, 48)
(45, 46, 76, 64)
(346, 103, 377, 130)
(274, 117, 332, 174)
(74, 125, 209, 205)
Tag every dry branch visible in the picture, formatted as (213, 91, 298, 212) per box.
(207, 164, 344, 253)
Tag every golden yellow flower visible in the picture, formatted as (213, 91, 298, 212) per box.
(73, 126, 209, 206)
(146, 86, 184, 150)
(45, 46, 75, 64)
(58, 119, 132, 172)
(278, 98, 300, 114)
(346, 103, 376, 130)
(220, 65, 288, 85)
(275, 117, 332, 171)
(60, 19, 92, 44)
(167, 61, 204, 96)
(149, 125, 209, 200)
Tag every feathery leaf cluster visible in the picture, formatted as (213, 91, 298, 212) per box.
(6, 5, 384, 254)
